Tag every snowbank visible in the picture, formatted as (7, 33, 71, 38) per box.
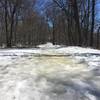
(37, 42, 60, 49)
(0, 43, 100, 100)
(0, 43, 100, 56)
(56, 46, 100, 54)
(38, 43, 100, 54)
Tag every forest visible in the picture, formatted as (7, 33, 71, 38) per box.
(0, 0, 100, 48)
(0, 1, 100, 100)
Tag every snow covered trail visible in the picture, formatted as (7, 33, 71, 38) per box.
(0, 44, 100, 100)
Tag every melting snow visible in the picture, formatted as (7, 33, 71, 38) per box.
(0, 43, 100, 100)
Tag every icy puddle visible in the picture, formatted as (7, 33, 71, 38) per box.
(0, 48, 100, 100)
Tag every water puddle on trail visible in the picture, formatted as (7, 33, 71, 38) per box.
(0, 55, 100, 100)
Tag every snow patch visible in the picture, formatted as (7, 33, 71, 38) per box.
(0, 43, 100, 100)
(56, 46, 100, 54)
(37, 42, 60, 49)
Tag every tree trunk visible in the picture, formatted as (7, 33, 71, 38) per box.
(70, 0, 82, 46)
(4, 0, 10, 47)
(96, 27, 100, 48)
(90, 0, 95, 46)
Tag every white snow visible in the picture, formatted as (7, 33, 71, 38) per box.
(0, 43, 100, 100)
(37, 42, 60, 49)
(56, 46, 100, 54)
(0, 43, 100, 56)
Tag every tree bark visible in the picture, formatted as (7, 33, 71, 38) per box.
(96, 27, 100, 48)
(4, 0, 10, 47)
(90, 0, 95, 46)
(70, 0, 82, 46)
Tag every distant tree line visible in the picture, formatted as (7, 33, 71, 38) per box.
(0, 0, 100, 48)
(50, 0, 100, 48)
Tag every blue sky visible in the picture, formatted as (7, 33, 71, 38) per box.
(35, 0, 52, 13)
(96, 2, 100, 20)
(35, 0, 100, 20)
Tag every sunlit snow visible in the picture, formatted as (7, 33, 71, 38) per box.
(0, 43, 100, 100)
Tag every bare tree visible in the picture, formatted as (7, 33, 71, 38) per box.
(90, 0, 96, 46)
